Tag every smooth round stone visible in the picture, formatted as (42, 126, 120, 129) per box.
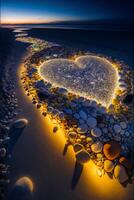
(91, 127, 102, 137)
(76, 149, 90, 164)
(79, 110, 87, 120)
(97, 161, 103, 167)
(87, 117, 97, 128)
(119, 157, 133, 169)
(98, 107, 106, 114)
(0, 148, 6, 157)
(120, 122, 127, 129)
(120, 130, 125, 135)
(12, 177, 34, 198)
(91, 142, 103, 153)
(79, 124, 88, 133)
(73, 143, 84, 153)
(74, 113, 80, 119)
(86, 137, 93, 145)
(114, 165, 128, 183)
(68, 131, 77, 140)
(114, 124, 122, 133)
(104, 160, 114, 172)
(13, 118, 28, 129)
(125, 131, 130, 137)
(103, 141, 121, 160)
(102, 127, 108, 134)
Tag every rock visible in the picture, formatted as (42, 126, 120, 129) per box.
(104, 160, 114, 172)
(91, 127, 102, 137)
(86, 137, 93, 145)
(79, 110, 87, 120)
(125, 131, 130, 137)
(119, 157, 133, 169)
(73, 143, 84, 153)
(0, 148, 6, 157)
(11, 176, 34, 198)
(68, 131, 77, 140)
(53, 126, 58, 133)
(97, 161, 103, 167)
(98, 107, 106, 114)
(91, 142, 103, 153)
(103, 141, 121, 160)
(57, 87, 68, 95)
(79, 124, 88, 132)
(114, 165, 129, 183)
(13, 118, 28, 129)
(114, 124, 121, 133)
(76, 149, 90, 164)
(74, 113, 80, 119)
(87, 117, 97, 128)
(120, 122, 127, 129)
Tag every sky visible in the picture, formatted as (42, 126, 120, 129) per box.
(1, 0, 134, 24)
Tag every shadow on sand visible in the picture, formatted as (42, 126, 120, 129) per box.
(71, 161, 83, 190)
(7, 125, 25, 155)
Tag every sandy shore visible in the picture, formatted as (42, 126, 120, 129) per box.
(8, 45, 134, 200)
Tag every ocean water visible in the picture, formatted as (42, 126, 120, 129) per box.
(27, 27, 134, 68)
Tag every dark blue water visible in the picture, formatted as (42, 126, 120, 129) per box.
(26, 27, 134, 68)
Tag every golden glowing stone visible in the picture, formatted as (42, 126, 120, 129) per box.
(39, 55, 119, 107)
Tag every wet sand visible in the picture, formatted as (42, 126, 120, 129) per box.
(8, 44, 134, 200)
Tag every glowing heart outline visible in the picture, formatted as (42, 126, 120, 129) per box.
(39, 55, 119, 107)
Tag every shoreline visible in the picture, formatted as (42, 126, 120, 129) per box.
(1, 28, 133, 200)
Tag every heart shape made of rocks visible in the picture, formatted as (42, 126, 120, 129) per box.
(39, 55, 118, 106)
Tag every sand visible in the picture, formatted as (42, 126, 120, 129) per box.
(7, 46, 134, 200)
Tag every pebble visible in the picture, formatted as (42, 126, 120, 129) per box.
(79, 110, 87, 120)
(87, 117, 97, 128)
(114, 124, 122, 133)
(119, 157, 133, 169)
(120, 122, 127, 129)
(73, 143, 84, 153)
(13, 118, 28, 129)
(104, 160, 114, 172)
(91, 127, 102, 137)
(91, 142, 103, 153)
(79, 124, 88, 133)
(76, 149, 90, 164)
(103, 141, 121, 160)
(114, 165, 128, 183)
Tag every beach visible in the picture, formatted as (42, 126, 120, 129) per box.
(0, 27, 134, 200)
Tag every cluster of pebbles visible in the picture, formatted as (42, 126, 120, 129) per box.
(17, 32, 134, 185)
(0, 53, 21, 198)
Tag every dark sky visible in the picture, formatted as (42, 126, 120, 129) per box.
(1, 0, 134, 24)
